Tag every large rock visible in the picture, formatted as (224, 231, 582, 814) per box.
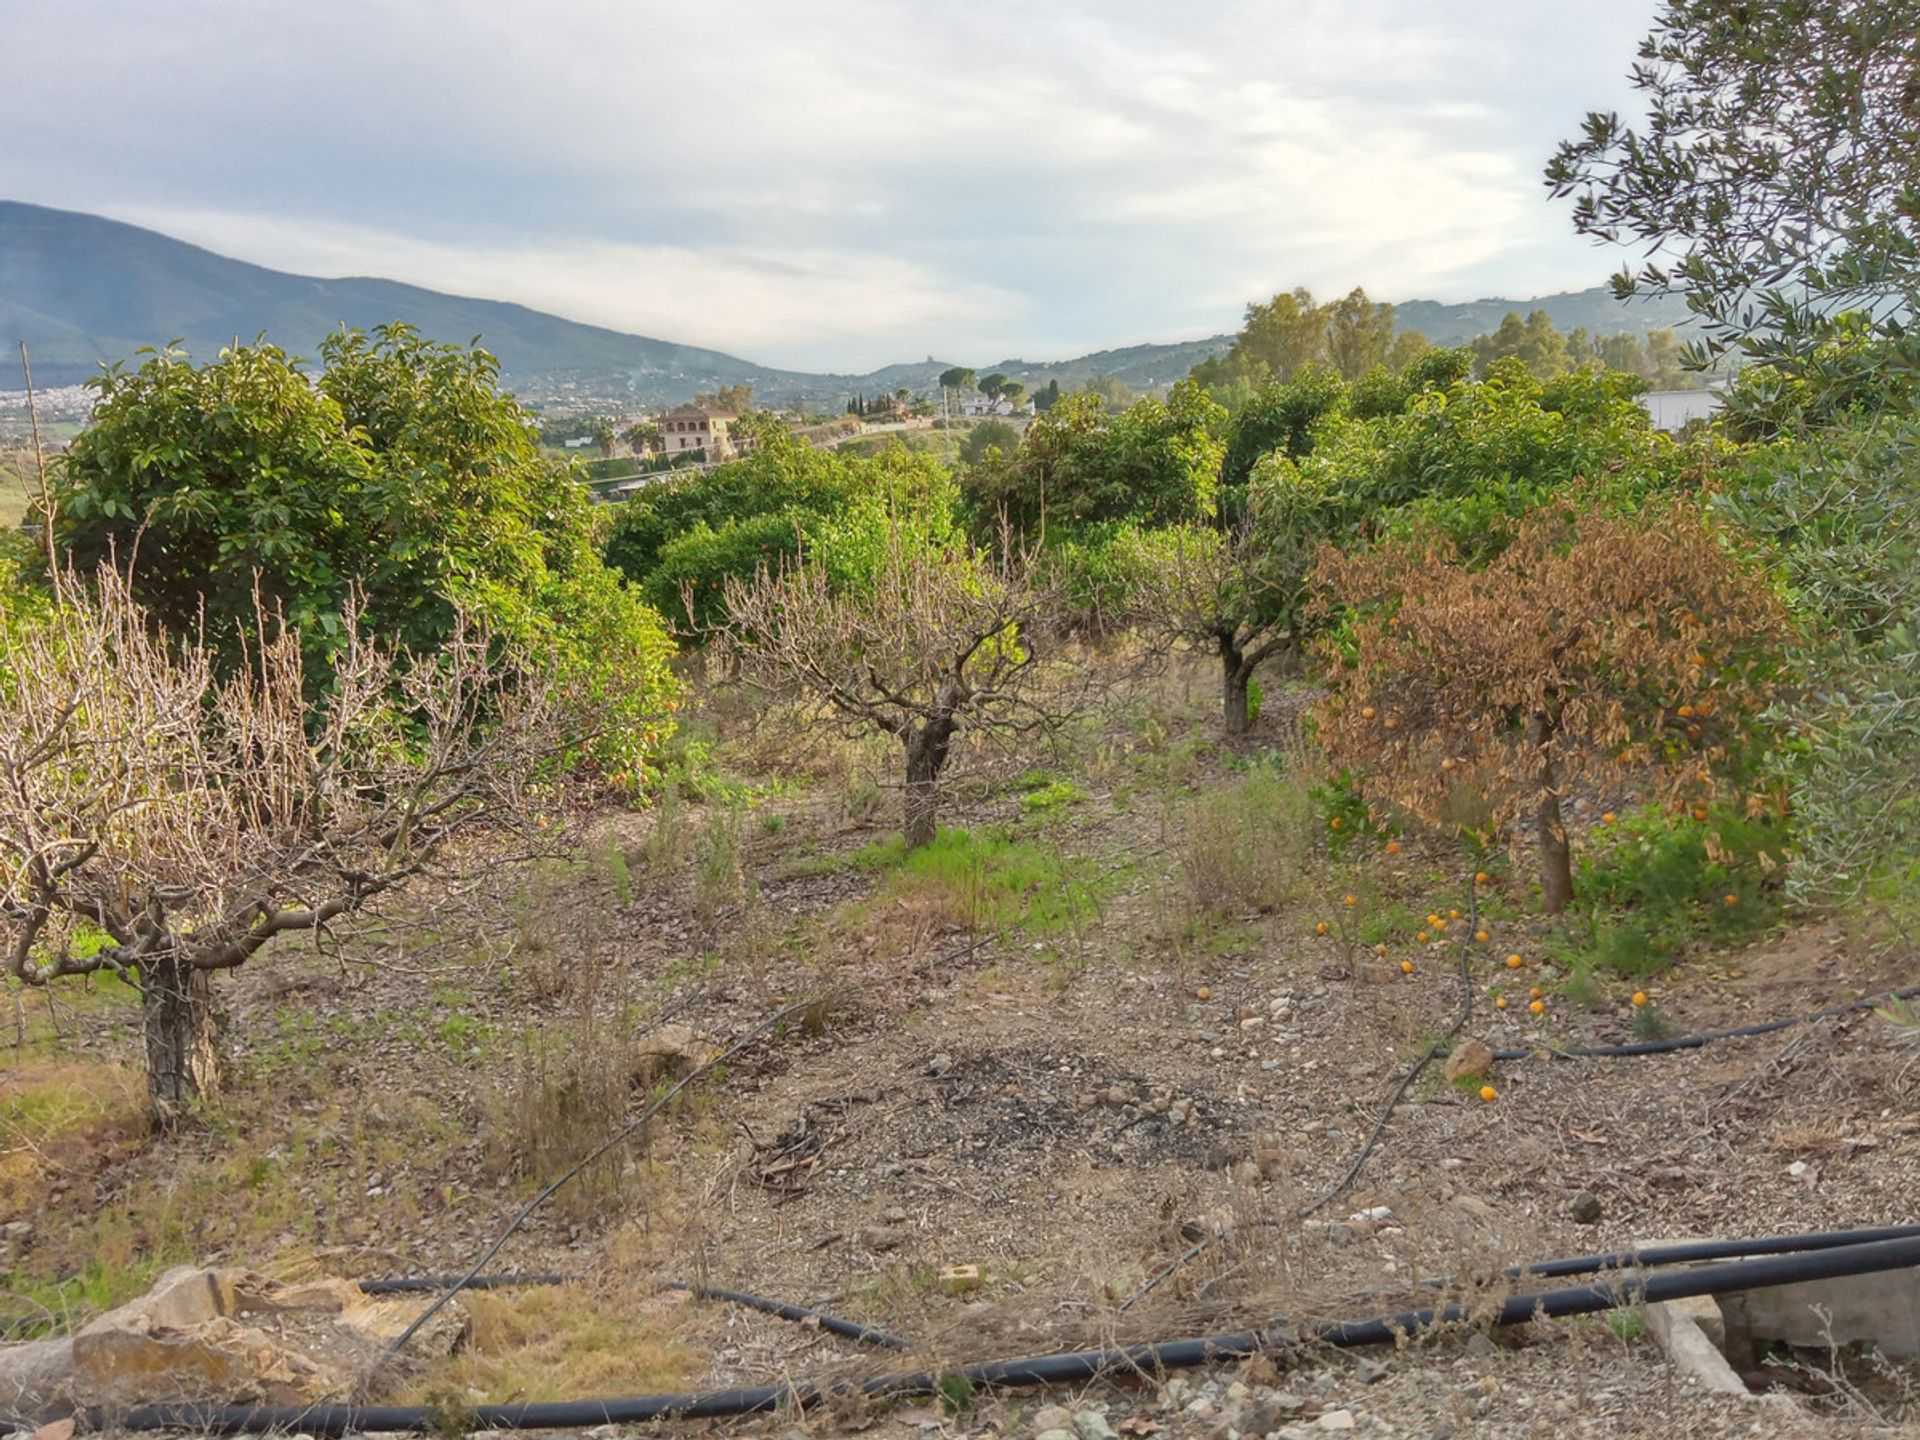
(0, 1266, 467, 1417)
(1440, 1038, 1494, 1083)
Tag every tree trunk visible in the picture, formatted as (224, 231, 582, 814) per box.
(1536, 785, 1575, 915)
(142, 952, 219, 1127)
(1530, 710, 1575, 915)
(1221, 637, 1252, 735)
(902, 717, 954, 851)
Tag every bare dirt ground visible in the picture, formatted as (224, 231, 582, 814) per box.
(6, 653, 1919, 1438)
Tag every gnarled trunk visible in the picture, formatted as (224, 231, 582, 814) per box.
(1530, 709, 1575, 915)
(142, 952, 220, 1128)
(902, 713, 956, 851)
(1220, 633, 1252, 735)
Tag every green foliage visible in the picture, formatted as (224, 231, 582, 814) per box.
(53, 326, 681, 768)
(0, 530, 51, 625)
(58, 338, 375, 650)
(960, 381, 1224, 539)
(1032, 522, 1141, 627)
(644, 512, 806, 630)
(1019, 778, 1088, 814)
(1294, 360, 1688, 561)
(607, 429, 958, 632)
(1718, 326, 1920, 444)
(1715, 414, 1920, 904)
(853, 827, 1098, 934)
(1548, 0, 1920, 367)
(1220, 363, 1348, 501)
(958, 419, 1020, 467)
(1308, 769, 1383, 859)
(1574, 803, 1785, 972)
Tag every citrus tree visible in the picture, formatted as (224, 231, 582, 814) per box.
(959, 382, 1224, 539)
(1313, 498, 1789, 911)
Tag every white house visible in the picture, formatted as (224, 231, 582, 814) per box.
(1638, 388, 1724, 433)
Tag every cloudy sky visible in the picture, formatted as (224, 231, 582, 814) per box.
(3, 1, 1655, 370)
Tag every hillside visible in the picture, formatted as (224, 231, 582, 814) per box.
(4, 200, 1690, 407)
(0, 201, 781, 399)
(1395, 286, 1695, 347)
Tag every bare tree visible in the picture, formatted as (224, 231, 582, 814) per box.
(1, 572, 583, 1125)
(722, 527, 1059, 849)
(1118, 520, 1302, 735)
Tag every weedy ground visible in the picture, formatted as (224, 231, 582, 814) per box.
(5, 649, 1918, 1437)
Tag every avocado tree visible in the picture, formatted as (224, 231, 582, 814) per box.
(1313, 498, 1787, 911)
(55, 326, 680, 768)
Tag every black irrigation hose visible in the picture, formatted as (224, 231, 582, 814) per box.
(671, 1283, 910, 1350)
(360, 1272, 908, 1351)
(1475, 982, 1920, 1063)
(1373, 1224, 1920, 1302)
(87, 1230, 1920, 1435)
(1508, 1223, 1920, 1281)
(1297, 871, 1483, 1221)
(358, 1272, 572, 1295)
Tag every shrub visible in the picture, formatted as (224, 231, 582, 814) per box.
(1179, 759, 1316, 915)
(1578, 802, 1785, 968)
(959, 382, 1225, 539)
(606, 430, 957, 634)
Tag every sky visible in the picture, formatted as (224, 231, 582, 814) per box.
(1, 1, 1658, 371)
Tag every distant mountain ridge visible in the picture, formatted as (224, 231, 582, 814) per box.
(2, 200, 1691, 405)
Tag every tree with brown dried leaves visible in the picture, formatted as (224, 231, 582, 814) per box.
(1313, 499, 1789, 912)
(1, 571, 584, 1125)
(722, 526, 1061, 850)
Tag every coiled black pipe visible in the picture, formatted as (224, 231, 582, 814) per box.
(85, 1230, 1920, 1435)
(359, 1274, 908, 1350)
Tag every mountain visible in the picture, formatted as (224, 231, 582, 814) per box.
(0, 200, 785, 398)
(3, 200, 1690, 408)
(1393, 287, 1695, 348)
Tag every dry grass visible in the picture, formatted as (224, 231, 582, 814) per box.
(0, 1058, 145, 1214)
(396, 1280, 701, 1404)
(1175, 758, 1318, 919)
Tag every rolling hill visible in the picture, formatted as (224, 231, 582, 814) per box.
(3, 199, 1691, 407)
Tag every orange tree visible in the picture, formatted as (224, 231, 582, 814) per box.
(1312, 497, 1789, 912)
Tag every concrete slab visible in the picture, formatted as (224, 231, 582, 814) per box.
(1645, 1297, 1749, 1398)
(1721, 1266, 1920, 1364)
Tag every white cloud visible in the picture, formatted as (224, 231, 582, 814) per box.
(2, 0, 1661, 365)
(109, 205, 1026, 371)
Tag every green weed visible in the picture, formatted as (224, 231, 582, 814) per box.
(854, 827, 1101, 934)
